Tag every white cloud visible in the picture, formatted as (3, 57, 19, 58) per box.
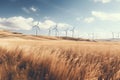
(93, 0, 120, 3)
(76, 17, 81, 21)
(22, 6, 38, 14)
(22, 7, 30, 14)
(58, 23, 72, 30)
(92, 11, 120, 21)
(0, 16, 72, 31)
(116, 0, 120, 2)
(30, 6, 37, 12)
(38, 20, 56, 29)
(0, 16, 34, 30)
(84, 17, 95, 23)
(43, 16, 50, 20)
(38, 20, 72, 30)
(94, 0, 111, 3)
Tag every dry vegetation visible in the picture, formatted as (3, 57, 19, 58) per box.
(0, 41, 120, 80)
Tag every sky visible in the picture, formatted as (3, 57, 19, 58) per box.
(0, 0, 120, 39)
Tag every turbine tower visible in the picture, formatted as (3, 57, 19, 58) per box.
(118, 32, 120, 38)
(87, 33, 91, 39)
(92, 33, 95, 40)
(33, 21, 40, 36)
(64, 28, 69, 37)
(52, 24, 59, 36)
(112, 32, 115, 39)
(70, 27, 75, 37)
(48, 27, 51, 36)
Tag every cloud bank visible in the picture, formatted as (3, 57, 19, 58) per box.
(92, 11, 120, 21)
(94, 0, 111, 3)
(0, 16, 71, 31)
(84, 17, 95, 23)
(93, 0, 120, 3)
(0, 16, 34, 30)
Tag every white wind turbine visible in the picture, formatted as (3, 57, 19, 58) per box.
(112, 32, 115, 39)
(117, 32, 120, 38)
(70, 27, 75, 37)
(33, 21, 40, 36)
(48, 27, 52, 36)
(52, 24, 59, 36)
(64, 28, 69, 37)
(92, 33, 95, 40)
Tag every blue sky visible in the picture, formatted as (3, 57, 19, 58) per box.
(0, 0, 120, 39)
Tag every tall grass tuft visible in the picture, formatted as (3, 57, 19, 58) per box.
(0, 46, 119, 80)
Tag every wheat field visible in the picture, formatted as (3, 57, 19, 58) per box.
(0, 39, 120, 80)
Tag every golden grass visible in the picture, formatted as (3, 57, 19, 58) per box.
(0, 41, 120, 80)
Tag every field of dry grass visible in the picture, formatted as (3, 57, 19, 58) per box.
(0, 38, 120, 80)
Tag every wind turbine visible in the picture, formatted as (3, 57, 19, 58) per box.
(70, 27, 75, 37)
(33, 21, 40, 36)
(112, 32, 115, 39)
(48, 27, 52, 36)
(52, 24, 59, 36)
(64, 28, 69, 37)
(117, 32, 120, 38)
(87, 33, 91, 39)
(92, 33, 95, 40)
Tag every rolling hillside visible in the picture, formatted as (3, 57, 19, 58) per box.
(0, 30, 90, 41)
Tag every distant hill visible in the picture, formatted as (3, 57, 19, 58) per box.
(0, 30, 58, 40)
(96, 38, 120, 42)
(0, 30, 91, 41)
